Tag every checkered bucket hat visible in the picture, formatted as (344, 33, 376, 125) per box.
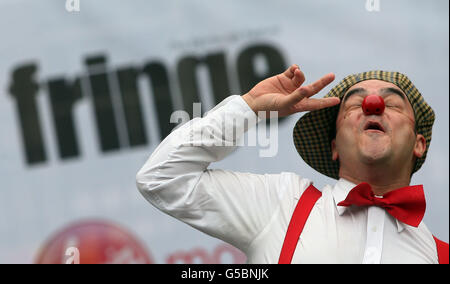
(293, 70, 435, 180)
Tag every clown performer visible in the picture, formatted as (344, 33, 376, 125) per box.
(136, 65, 448, 264)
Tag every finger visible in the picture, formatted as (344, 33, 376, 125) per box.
(300, 73, 335, 98)
(292, 68, 305, 88)
(280, 86, 308, 108)
(294, 97, 340, 112)
(283, 64, 299, 79)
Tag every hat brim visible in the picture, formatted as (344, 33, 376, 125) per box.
(293, 105, 340, 179)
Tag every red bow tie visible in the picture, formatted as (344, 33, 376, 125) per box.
(337, 183, 426, 227)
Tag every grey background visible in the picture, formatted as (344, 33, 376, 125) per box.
(0, 0, 448, 263)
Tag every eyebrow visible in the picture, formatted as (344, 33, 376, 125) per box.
(380, 87, 406, 100)
(342, 87, 406, 103)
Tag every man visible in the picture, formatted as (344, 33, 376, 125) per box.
(136, 65, 448, 264)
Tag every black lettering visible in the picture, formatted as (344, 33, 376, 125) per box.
(85, 55, 120, 152)
(177, 53, 231, 118)
(205, 53, 231, 105)
(116, 67, 148, 147)
(8, 63, 47, 164)
(141, 62, 175, 141)
(8, 43, 289, 167)
(237, 44, 286, 93)
(46, 77, 82, 159)
(237, 44, 287, 124)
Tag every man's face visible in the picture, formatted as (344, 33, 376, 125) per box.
(331, 80, 426, 174)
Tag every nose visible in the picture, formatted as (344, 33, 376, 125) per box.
(362, 94, 385, 115)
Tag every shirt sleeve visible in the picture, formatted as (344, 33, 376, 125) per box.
(136, 95, 300, 252)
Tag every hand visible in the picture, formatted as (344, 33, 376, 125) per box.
(242, 64, 340, 118)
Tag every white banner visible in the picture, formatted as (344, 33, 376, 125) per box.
(0, 0, 448, 263)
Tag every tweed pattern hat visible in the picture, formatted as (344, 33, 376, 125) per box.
(293, 70, 435, 180)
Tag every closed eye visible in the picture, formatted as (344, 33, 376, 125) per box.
(346, 104, 362, 110)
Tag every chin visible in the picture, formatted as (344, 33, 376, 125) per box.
(359, 148, 391, 164)
(358, 142, 391, 164)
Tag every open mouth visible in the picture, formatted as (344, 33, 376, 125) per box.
(364, 121, 385, 133)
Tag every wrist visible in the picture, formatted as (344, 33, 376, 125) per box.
(241, 93, 258, 114)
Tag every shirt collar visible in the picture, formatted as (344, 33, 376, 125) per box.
(332, 178, 406, 233)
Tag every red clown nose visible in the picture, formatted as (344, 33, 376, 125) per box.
(362, 95, 385, 115)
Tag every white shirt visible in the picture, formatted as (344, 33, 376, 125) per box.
(136, 95, 439, 264)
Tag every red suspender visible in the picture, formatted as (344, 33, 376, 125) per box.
(277, 184, 449, 264)
(433, 236, 449, 264)
(278, 184, 321, 264)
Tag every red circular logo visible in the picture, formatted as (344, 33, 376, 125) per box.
(35, 219, 153, 264)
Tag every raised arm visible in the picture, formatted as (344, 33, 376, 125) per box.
(135, 65, 336, 252)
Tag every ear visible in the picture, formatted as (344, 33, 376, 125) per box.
(413, 134, 426, 158)
(331, 139, 339, 161)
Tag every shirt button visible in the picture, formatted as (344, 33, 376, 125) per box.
(372, 226, 377, 232)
